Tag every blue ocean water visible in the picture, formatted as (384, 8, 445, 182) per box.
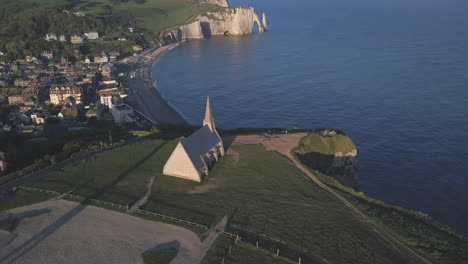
(153, 0, 468, 234)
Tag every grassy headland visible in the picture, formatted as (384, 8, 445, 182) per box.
(293, 132, 468, 264)
(23, 138, 423, 263)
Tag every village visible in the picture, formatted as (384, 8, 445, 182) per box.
(0, 35, 153, 176)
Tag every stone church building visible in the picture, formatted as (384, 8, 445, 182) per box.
(163, 97, 225, 182)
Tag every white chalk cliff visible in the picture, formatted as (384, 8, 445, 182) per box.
(160, 7, 267, 44)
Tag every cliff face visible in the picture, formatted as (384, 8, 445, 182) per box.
(294, 131, 360, 190)
(160, 7, 267, 44)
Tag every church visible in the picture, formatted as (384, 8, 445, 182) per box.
(163, 96, 225, 182)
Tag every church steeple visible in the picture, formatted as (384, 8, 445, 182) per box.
(203, 96, 216, 132)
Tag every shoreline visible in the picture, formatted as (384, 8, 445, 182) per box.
(124, 44, 188, 125)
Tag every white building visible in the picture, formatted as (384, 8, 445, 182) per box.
(49, 84, 83, 105)
(71, 35, 84, 44)
(59, 35, 67, 42)
(111, 104, 134, 124)
(44, 33, 57, 41)
(163, 97, 225, 182)
(85, 31, 99, 40)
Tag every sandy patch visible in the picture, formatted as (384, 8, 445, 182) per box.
(0, 200, 202, 264)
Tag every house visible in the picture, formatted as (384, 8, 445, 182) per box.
(44, 33, 57, 41)
(85, 108, 97, 120)
(21, 87, 39, 105)
(31, 112, 46, 124)
(8, 95, 23, 105)
(14, 78, 30, 87)
(118, 36, 127, 41)
(108, 51, 120, 62)
(61, 56, 69, 66)
(71, 35, 84, 44)
(85, 31, 99, 40)
(41, 51, 53, 60)
(132, 45, 143, 52)
(163, 97, 225, 182)
(100, 63, 115, 78)
(59, 35, 67, 42)
(111, 104, 134, 124)
(94, 54, 109, 64)
(49, 84, 83, 105)
(97, 88, 122, 109)
(59, 105, 79, 122)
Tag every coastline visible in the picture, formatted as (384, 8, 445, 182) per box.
(124, 44, 188, 125)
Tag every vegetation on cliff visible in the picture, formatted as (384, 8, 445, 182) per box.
(295, 131, 356, 156)
(294, 131, 359, 189)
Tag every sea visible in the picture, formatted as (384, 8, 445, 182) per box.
(152, 0, 468, 234)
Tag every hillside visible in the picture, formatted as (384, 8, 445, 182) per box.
(0, 0, 222, 59)
(1, 132, 467, 263)
(19, 138, 430, 263)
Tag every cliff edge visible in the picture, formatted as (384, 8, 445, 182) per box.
(294, 130, 360, 190)
(160, 6, 267, 44)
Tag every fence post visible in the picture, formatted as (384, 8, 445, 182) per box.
(229, 245, 232, 254)
(235, 235, 239, 244)
(221, 257, 224, 264)
(256, 241, 259, 248)
(298, 257, 302, 264)
(276, 248, 279, 256)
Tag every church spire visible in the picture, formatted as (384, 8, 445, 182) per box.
(203, 96, 216, 132)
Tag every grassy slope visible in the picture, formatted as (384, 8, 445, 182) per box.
(0, 0, 221, 37)
(295, 133, 356, 155)
(309, 169, 468, 264)
(28, 139, 421, 263)
(73, 0, 221, 34)
(142, 247, 178, 264)
(294, 133, 468, 263)
(28, 139, 177, 205)
(0, 190, 55, 212)
(202, 235, 295, 264)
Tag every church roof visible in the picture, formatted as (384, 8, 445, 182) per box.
(182, 125, 222, 172)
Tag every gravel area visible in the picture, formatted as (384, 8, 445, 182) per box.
(0, 200, 202, 264)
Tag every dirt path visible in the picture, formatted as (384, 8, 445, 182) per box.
(127, 175, 155, 214)
(229, 133, 431, 264)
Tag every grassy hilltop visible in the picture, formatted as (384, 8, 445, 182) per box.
(0, 132, 463, 263)
(295, 132, 356, 156)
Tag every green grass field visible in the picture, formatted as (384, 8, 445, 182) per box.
(142, 247, 178, 264)
(72, 0, 222, 34)
(28, 139, 177, 206)
(0, 190, 56, 212)
(201, 235, 295, 264)
(26, 138, 422, 263)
